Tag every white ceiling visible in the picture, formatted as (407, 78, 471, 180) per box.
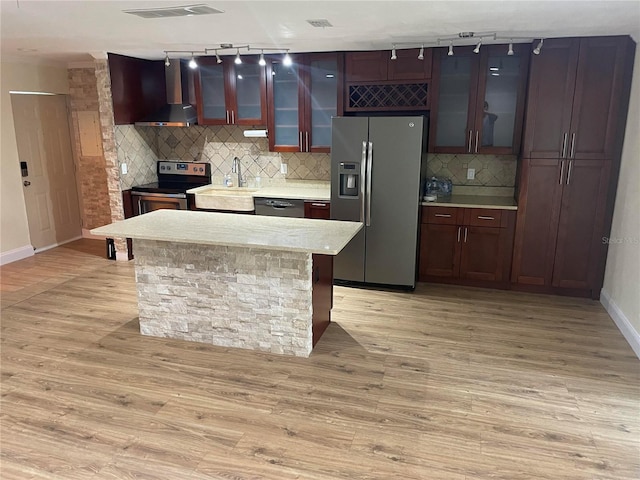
(1, 0, 639, 65)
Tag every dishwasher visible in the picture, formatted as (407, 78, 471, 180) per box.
(254, 197, 305, 218)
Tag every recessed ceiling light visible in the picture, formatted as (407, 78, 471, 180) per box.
(307, 19, 333, 28)
(123, 4, 224, 19)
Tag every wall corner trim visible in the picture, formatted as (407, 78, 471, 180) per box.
(0, 245, 34, 266)
(600, 289, 640, 360)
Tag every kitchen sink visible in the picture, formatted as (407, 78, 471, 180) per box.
(192, 186, 258, 212)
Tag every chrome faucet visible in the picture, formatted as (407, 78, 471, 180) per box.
(231, 157, 246, 187)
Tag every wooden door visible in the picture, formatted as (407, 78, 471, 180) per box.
(304, 201, 330, 219)
(459, 226, 505, 282)
(12, 94, 81, 250)
(521, 38, 579, 159)
(344, 51, 387, 82)
(552, 160, 610, 290)
(419, 223, 461, 278)
(387, 48, 432, 80)
(511, 158, 564, 286)
(429, 46, 480, 153)
(568, 36, 631, 161)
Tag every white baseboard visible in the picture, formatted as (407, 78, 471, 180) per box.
(0, 245, 35, 265)
(34, 235, 83, 254)
(601, 289, 640, 360)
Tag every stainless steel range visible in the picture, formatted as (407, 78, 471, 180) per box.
(130, 161, 211, 215)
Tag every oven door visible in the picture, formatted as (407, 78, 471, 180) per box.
(131, 192, 188, 216)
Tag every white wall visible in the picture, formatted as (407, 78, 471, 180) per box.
(0, 60, 69, 264)
(601, 46, 640, 358)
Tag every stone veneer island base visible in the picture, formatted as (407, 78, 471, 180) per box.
(92, 210, 362, 357)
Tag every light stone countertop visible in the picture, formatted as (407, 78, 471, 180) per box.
(421, 195, 518, 210)
(188, 180, 330, 201)
(91, 210, 362, 255)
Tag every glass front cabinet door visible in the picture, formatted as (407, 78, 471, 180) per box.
(267, 53, 342, 152)
(196, 56, 267, 126)
(430, 44, 529, 155)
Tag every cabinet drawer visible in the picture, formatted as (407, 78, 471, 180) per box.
(423, 206, 461, 225)
(465, 209, 503, 228)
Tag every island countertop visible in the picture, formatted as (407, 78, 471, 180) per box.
(91, 210, 362, 255)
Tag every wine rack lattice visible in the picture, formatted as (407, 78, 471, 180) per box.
(348, 83, 428, 109)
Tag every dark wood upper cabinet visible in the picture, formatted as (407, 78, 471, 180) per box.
(108, 53, 167, 125)
(522, 36, 633, 161)
(195, 55, 267, 126)
(345, 49, 432, 82)
(266, 53, 343, 153)
(429, 44, 529, 155)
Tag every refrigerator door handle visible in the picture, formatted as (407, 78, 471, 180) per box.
(360, 141, 367, 222)
(365, 141, 373, 227)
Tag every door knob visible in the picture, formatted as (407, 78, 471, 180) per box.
(23, 180, 31, 186)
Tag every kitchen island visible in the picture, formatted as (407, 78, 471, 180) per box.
(92, 210, 362, 357)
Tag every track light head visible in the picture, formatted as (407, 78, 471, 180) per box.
(215, 51, 222, 64)
(473, 40, 482, 54)
(391, 45, 397, 60)
(164, 53, 170, 67)
(283, 51, 292, 66)
(234, 48, 242, 64)
(259, 50, 266, 66)
(448, 43, 454, 56)
(533, 38, 544, 55)
(418, 45, 424, 60)
(507, 42, 514, 56)
(188, 54, 197, 69)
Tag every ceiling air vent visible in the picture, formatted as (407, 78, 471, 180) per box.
(307, 19, 333, 28)
(123, 4, 224, 19)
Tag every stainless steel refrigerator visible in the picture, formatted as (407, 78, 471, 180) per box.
(330, 116, 428, 289)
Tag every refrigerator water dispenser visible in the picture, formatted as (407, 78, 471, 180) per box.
(339, 162, 359, 197)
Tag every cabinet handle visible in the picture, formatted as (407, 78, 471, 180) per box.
(569, 133, 576, 159)
(464, 227, 468, 243)
(305, 131, 310, 152)
(477, 216, 495, 220)
(226, 110, 230, 124)
(299, 131, 303, 151)
(566, 159, 573, 185)
(475, 131, 479, 153)
(559, 160, 565, 185)
(434, 213, 452, 218)
(457, 226, 461, 243)
(231, 110, 235, 124)
(467, 130, 473, 153)
(561, 132, 568, 158)
(311, 203, 327, 207)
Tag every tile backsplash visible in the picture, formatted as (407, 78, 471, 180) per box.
(115, 124, 330, 189)
(427, 154, 517, 187)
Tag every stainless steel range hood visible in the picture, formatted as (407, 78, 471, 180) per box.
(136, 61, 197, 127)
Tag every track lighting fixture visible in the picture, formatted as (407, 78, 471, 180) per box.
(473, 40, 482, 54)
(283, 51, 292, 66)
(234, 48, 242, 64)
(215, 50, 222, 64)
(533, 38, 544, 55)
(448, 43, 454, 56)
(164, 53, 170, 67)
(188, 53, 197, 69)
(391, 45, 397, 60)
(507, 42, 514, 56)
(418, 45, 424, 60)
(259, 50, 266, 66)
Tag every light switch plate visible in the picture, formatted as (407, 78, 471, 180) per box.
(121, 163, 128, 175)
(280, 163, 288, 174)
(467, 168, 475, 180)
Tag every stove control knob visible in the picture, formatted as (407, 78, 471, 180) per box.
(160, 166, 165, 171)
(166, 166, 171, 170)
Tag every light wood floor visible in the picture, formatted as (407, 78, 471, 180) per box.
(1, 239, 638, 479)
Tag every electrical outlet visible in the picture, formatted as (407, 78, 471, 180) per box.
(467, 168, 475, 180)
(280, 163, 288, 174)
(121, 163, 128, 175)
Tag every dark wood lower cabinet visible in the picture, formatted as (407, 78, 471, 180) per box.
(419, 206, 515, 288)
(512, 158, 611, 297)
